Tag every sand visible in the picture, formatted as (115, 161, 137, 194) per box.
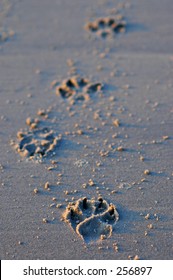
(0, 0, 173, 260)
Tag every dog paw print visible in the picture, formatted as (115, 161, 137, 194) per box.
(85, 15, 126, 38)
(62, 197, 119, 243)
(0, 28, 14, 43)
(55, 75, 103, 101)
(11, 114, 62, 159)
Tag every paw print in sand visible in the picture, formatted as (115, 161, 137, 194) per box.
(55, 75, 103, 101)
(62, 197, 119, 243)
(85, 15, 126, 38)
(0, 28, 14, 43)
(11, 114, 62, 159)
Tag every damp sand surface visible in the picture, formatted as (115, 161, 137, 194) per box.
(0, 0, 173, 260)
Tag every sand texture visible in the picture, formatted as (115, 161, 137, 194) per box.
(0, 0, 173, 260)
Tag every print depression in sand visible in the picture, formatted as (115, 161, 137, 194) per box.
(0, 0, 173, 260)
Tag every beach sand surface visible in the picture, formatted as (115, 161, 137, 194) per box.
(0, 0, 173, 259)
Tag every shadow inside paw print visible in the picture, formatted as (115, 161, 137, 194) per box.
(55, 75, 103, 101)
(85, 15, 126, 38)
(63, 197, 119, 243)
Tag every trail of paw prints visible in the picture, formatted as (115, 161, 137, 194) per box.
(11, 109, 62, 161)
(62, 197, 119, 243)
(84, 14, 126, 39)
(52, 75, 103, 103)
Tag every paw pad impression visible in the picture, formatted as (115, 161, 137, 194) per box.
(62, 197, 119, 243)
(85, 15, 126, 38)
(55, 75, 103, 101)
(11, 115, 61, 159)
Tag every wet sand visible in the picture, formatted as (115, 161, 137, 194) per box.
(0, 0, 173, 259)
